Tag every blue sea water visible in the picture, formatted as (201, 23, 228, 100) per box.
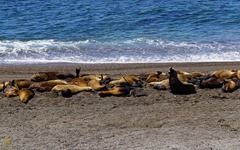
(1, 0, 240, 64)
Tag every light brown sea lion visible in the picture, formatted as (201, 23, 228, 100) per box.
(87, 79, 106, 91)
(18, 88, 35, 103)
(69, 77, 88, 87)
(31, 71, 76, 82)
(145, 71, 168, 83)
(29, 80, 68, 92)
(51, 85, 93, 94)
(221, 78, 240, 92)
(210, 70, 237, 79)
(98, 84, 132, 97)
(236, 70, 240, 79)
(169, 67, 196, 94)
(3, 80, 19, 97)
(176, 70, 204, 83)
(109, 75, 140, 86)
(0, 83, 4, 92)
(5, 79, 33, 88)
(150, 79, 170, 90)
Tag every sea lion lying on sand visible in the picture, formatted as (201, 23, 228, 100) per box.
(145, 71, 168, 83)
(31, 71, 76, 82)
(150, 79, 170, 90)
(98, 84, 132, 97)
(18, 88, 35, 103)
(29, 80, 68, 92)
(4, 79, 33, 88)
(199, 77, 223, 89)
(169, 67, 196, 94)
(51, 85, 93, 95)
(208, 69, 237, 79)
(221, 78, 240, 92)
(109, 75, 141, 86)
(3, 80, 19, 97)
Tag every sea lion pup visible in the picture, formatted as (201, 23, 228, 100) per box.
(51, 85, 93, 95)
(31, 71, 76, 82)
(18, 88, 35, 103)
(109, 75, 141, 86)
(3, 80, 19, 97)
(221, 78, 240, 92)
(169, 67, 196, 94)
(149, 79, 170, 90)
(145, 71, 168, 83)
(29, 80, 68, 92)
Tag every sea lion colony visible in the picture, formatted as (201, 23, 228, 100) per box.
(1, 67, 240, 104)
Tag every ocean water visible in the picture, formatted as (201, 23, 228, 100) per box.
(1, 0, 240, 65)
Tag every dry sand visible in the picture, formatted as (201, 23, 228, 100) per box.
(1, 62, 240, 150)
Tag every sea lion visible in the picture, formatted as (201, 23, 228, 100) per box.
(169, 67, 196, 94)
(29, 80, 68, 92)
(199, 77, 223, 89)
(150, 79, 170, 90)
(51, 85, 93, 94)
(221, 78, 240, 92)
(209, 70, 237, 79)
(87, 79, 106, 91)
(0, 83, 4, 92)
(109, 75, 141, 86)
(31, 71, 76, 82)
(98, 84, 132, 97)
(146, 71, 168, 83)
(3, 80, 19, 97)
(18, 88, 35, 103)
(176, 70, 204, 83)
(4, 79, 33, 88)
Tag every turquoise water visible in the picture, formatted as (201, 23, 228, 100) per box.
(1, 0, 240, 64)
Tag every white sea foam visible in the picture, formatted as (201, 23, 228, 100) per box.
(0, 39, 240, 65)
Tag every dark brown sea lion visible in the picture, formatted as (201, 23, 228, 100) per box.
(199, 77, 223, 89)
(169, 67, 196, 94)
(18, 88, 35, 103)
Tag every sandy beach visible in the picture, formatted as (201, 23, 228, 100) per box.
(1, 62, 240, 150)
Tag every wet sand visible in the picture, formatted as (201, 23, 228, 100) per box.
(1, 62, 240, 149)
